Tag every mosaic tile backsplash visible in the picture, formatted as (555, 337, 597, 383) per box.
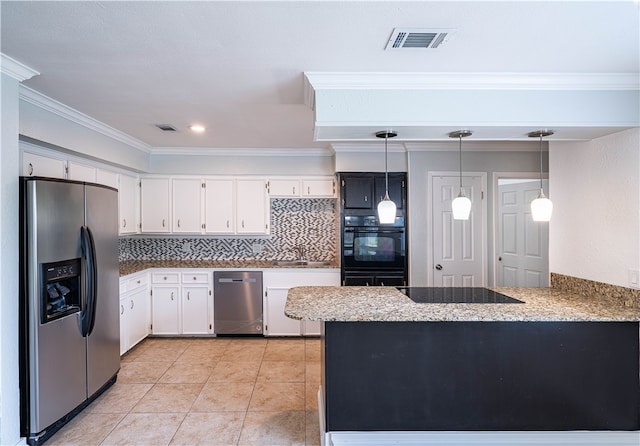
(119, 198, 337, 262)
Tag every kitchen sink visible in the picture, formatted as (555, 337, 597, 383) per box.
(271, 260, 332, 267)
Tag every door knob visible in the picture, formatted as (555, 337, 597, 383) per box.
(435, 264, 443, 270)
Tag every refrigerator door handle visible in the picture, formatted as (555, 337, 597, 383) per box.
(80, 225, 98, 337)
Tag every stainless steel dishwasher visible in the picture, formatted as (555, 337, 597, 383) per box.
(213, 271, 263, 335)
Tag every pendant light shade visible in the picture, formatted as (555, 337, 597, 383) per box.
(528, 130, 554, 222)
(449, 130, 473, 220)
(376, 130, 398, 224)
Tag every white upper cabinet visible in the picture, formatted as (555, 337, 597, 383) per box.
(22, 151, 66, 179)
(236, 179, 269, 234)
(172, 178, 204, 233)
(118, 174, 139, 234)
(67, 161, 97, 183)
(302, 178, 335, 197)
(268, 176, 336, 198)
(204, 179, 235, 234)
(141, 177, 171, 233)
(268, 179, 301, 197)
(96, 169, 119, 189)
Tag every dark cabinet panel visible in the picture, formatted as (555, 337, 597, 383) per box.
(342, 176, 373, 209)
(340, 173, 406, 211)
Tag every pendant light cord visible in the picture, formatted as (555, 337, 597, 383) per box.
(458, 134, 463, 189)
(384, 135, 389, 197)
(539, 134, 544, 190)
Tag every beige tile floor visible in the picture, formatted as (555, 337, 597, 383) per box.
(47, 337, 322, 446)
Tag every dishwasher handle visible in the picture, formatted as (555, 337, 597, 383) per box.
(217, 277, 257, 284)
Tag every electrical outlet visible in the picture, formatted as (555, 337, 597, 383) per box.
(182, 241, 191, 253)
(629, 269, 640, 289)
(252, 243, 263, 254)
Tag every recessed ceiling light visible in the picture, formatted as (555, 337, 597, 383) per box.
(189, 124, 206, 133)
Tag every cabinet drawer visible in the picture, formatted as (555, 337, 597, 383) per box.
(126, 274, 148, 291)
(182, 272, 209, 284)
(152, 272, 180, 284)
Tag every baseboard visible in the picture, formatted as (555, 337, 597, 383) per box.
(326, 431, 640, 446)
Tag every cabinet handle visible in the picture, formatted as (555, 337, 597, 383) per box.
(120, 304, 124, 315)
(187, 292, 190, 300)
(308, 186, 311, 194)
(293, 186, 296, 194)
(164, 276, 167, 280)
(123, 218, 127, 228)
(28, 163, 34, 176)
(193, 276, 196, 280)
(226, 220, 230, 228)
(136, 280, 140, 284)
(364, 195, 368, 202)
(130, 300, 134, 309)
(241, 220, 245, 228)
(162, 219, 166, 227)
(177, 219, 181, 228)
(170, 292, 174, 301)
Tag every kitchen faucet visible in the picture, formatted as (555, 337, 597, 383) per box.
(294, 245, 306, 261)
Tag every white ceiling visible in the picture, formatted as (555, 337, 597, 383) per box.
(1, 1, 639, 151)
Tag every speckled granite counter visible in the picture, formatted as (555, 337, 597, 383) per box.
(119, 259, 339, 276)
(285, 286, 640, 322)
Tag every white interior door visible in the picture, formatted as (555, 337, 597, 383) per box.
(432, 175, 485, 287)
(497, 179, 549, 287)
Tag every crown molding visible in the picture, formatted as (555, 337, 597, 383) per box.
(19, 85, 152, 154)
(304, 72, 640, 91)
(331, 142, 407, 153)
(151, 146, 335, 157)
(0, 53, 39, 82)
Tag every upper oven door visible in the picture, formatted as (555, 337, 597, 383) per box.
(342, 227, 405, 270)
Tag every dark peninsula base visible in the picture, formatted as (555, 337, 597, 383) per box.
(322, 321, 640, 432)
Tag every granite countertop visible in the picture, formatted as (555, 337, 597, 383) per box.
(119, 259, 340, 276)
(285, 286, 640, 322)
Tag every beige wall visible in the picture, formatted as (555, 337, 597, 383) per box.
(549, 128, 640, 288)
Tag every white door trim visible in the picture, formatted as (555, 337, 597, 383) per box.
(426, 171, 488, 286)
(491, 171, 548, 286)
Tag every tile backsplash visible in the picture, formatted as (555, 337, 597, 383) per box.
(119, 198, 337, 262)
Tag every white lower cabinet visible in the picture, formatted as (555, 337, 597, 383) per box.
(263, 269, 340, 337)
(151, 286, 180, 335)
(151, 270, 212, 335)
(119, 272, 150, 355)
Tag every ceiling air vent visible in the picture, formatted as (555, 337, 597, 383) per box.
(385, 28, 455, 50)
(155, 124, 177, 132)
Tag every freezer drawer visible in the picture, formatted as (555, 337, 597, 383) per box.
(214, 271, 263, 335)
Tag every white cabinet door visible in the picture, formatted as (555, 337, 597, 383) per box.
(264, 287, 302, 336)
(67, 161, 96, 183)
(22, 152, 66, 179)
(141, 177, 170, 233)
(204, 179, 235, 234)
(119, 297, 128, 355)
(236, 179, 268, 234)
(268, 179, 301, 197)
(96, 168, 119, 189)
(263, 269, 340, 337)
(119, 174, 139, 234)
(128, 287, 150, 348)
(302, 178, 335, 197)
(151, 286, 180, 334)
(182, 286, 210, 334)
(173, 178, 203, 233)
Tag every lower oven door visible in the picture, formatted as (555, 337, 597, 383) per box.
(342, 227, 405, 270)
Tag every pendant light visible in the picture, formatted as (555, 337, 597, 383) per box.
(449, 130, 473, 220)
(375, 130, 398, 224)
(528, 130, 554, 222)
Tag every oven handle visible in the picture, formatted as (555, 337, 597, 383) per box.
(344, 228, 404, 234)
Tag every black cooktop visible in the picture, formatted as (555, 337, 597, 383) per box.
(396, 287, 524, 304)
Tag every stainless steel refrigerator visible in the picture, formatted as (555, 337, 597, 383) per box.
(19, 177, 120, 446)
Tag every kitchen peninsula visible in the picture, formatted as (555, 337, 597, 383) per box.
(285, 286, 640, 437)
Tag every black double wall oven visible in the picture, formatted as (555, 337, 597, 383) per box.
(339, 172, 408, 286)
